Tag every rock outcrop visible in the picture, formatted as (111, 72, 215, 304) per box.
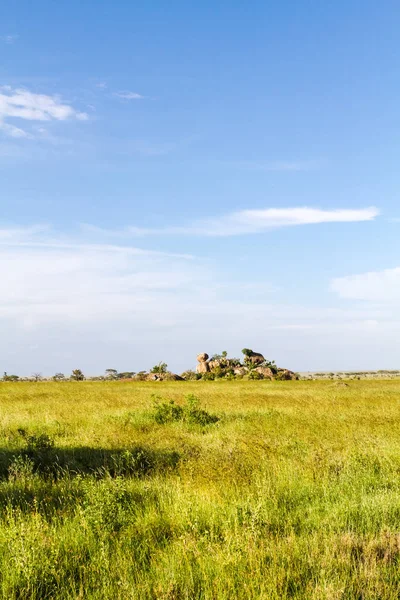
(276, 369, 298, 381)
(196, 353, 210, 374)
(208, 360, 220, 370)
(245, 351, 265, 365)
(146, 372, 184, 381)
(233, 366, 248, 376)
(254, 366, 274, 379)
(195, 350, 297, 381)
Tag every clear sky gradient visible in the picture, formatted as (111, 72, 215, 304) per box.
(0, 1, 399, 375)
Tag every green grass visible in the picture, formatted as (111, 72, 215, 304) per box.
(1, 379, 400, 599)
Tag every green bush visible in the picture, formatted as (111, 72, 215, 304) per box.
(26, 433, 55, 452)
(151, 394, 219, 426)
(201, 372, 215, 381)
(185, 394, 219, 425)
(248, 370, 262, 380)
(150, 362, 168, 374)
(8, 454, 35, 481)
(180, 370, 200, 380)
(151, 395, 184, 424)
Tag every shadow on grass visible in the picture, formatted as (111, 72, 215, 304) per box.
(0, 445, 180, 480)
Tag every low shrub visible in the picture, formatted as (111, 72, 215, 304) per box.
(201, 372, 215, 381)
(151, 394, 219, 426)
(185, 394, 219, 425)
(248, 370, 263, 380)
(180, 370, 201, 381)
(8, 454, 35, 481)
(151, 395, 184, 424)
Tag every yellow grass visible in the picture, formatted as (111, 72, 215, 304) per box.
(0, 379, 400, 598)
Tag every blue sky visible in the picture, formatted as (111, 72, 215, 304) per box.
(0, 1, 399, 375)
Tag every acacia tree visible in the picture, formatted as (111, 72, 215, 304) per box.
(105, 369, 118, 380)
(3, 372, 19, 382)
(210, 350, 228, 361)
(241, 348, 253, 357)
(53, 373, 65, 381)
(71, 369, 84, 381)
(117, 372, 136, 379)
(150, 362, 168, 374)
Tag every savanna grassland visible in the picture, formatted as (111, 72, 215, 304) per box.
(1, 380, 400, 599)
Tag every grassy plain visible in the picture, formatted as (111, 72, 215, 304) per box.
(1, 379, 400, 599)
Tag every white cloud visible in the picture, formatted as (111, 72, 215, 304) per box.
(331, 266, 400, 302)
(0, 87, 88, 138)
(0, 35, 18, 44)
(221, 159, 323, 172)
(0, 224, 398, 375)
(84, 206, 379, 238)
(0, 122, 31, 139)
(113, 91, 144, 100)
(199, 206, 379, 235)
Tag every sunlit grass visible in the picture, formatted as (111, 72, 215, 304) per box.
(1, 379, 400, 598)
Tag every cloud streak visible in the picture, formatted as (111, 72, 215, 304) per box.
(85, 206, 379, 238)
(113, 91, 145, 100)
(0, 35, 18, 44)
(331, 266, 400, 302)
(221, 159, 323, 172)
(0, 87, 88, 138)
(0, 224, 397, 374)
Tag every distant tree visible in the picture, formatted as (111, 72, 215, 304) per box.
(180, 370, 200, 381)
(3, 372, 19, 382)
(210, 350, 228, 361)
(71, 369, 85, 381)
(105, 369, 118, 380)
(53, 373, 65, 381)
(32, 373, 43, 382)
(150, 362, 168, 374)
(241, 348, 253, 357)
(117, 372, 136, 379)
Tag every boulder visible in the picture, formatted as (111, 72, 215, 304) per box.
(166, 373, 184, 381)
(246, 351, 265, 365)
(196, 352, 210, 374)
(254, 366, 274, 379)
(146, 373, 160, 381)
(233, 366, 248, 376)
(276, 369, 298, 381)
(146, 372, 184, 381)
(209, 358, 241, 371)
(197, 361, 210, 374)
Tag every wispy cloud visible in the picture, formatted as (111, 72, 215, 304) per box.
(0, 225, 193, 259)
(0, 35, 18, 44)
(84, 206, 380, 238)
(331, 266, 400, 302)
(0, 87, 88, 138)
(0, 122, 32, 139)
(113, 91, 145, 100)
(0, 226, 205, 337)
(0, 225, 50, 241)
(1, 224, 396, 374)
(220, 159, 324, 172)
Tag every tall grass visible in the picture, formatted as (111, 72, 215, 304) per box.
(1, 379, 400, 598)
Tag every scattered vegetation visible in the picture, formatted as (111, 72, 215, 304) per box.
(70, 369, 84, 381)
(151, 393, 219, 426)
(150, 362, 168, 375)
(0, 379, 399, 597)
(2, 348, 398, 383)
